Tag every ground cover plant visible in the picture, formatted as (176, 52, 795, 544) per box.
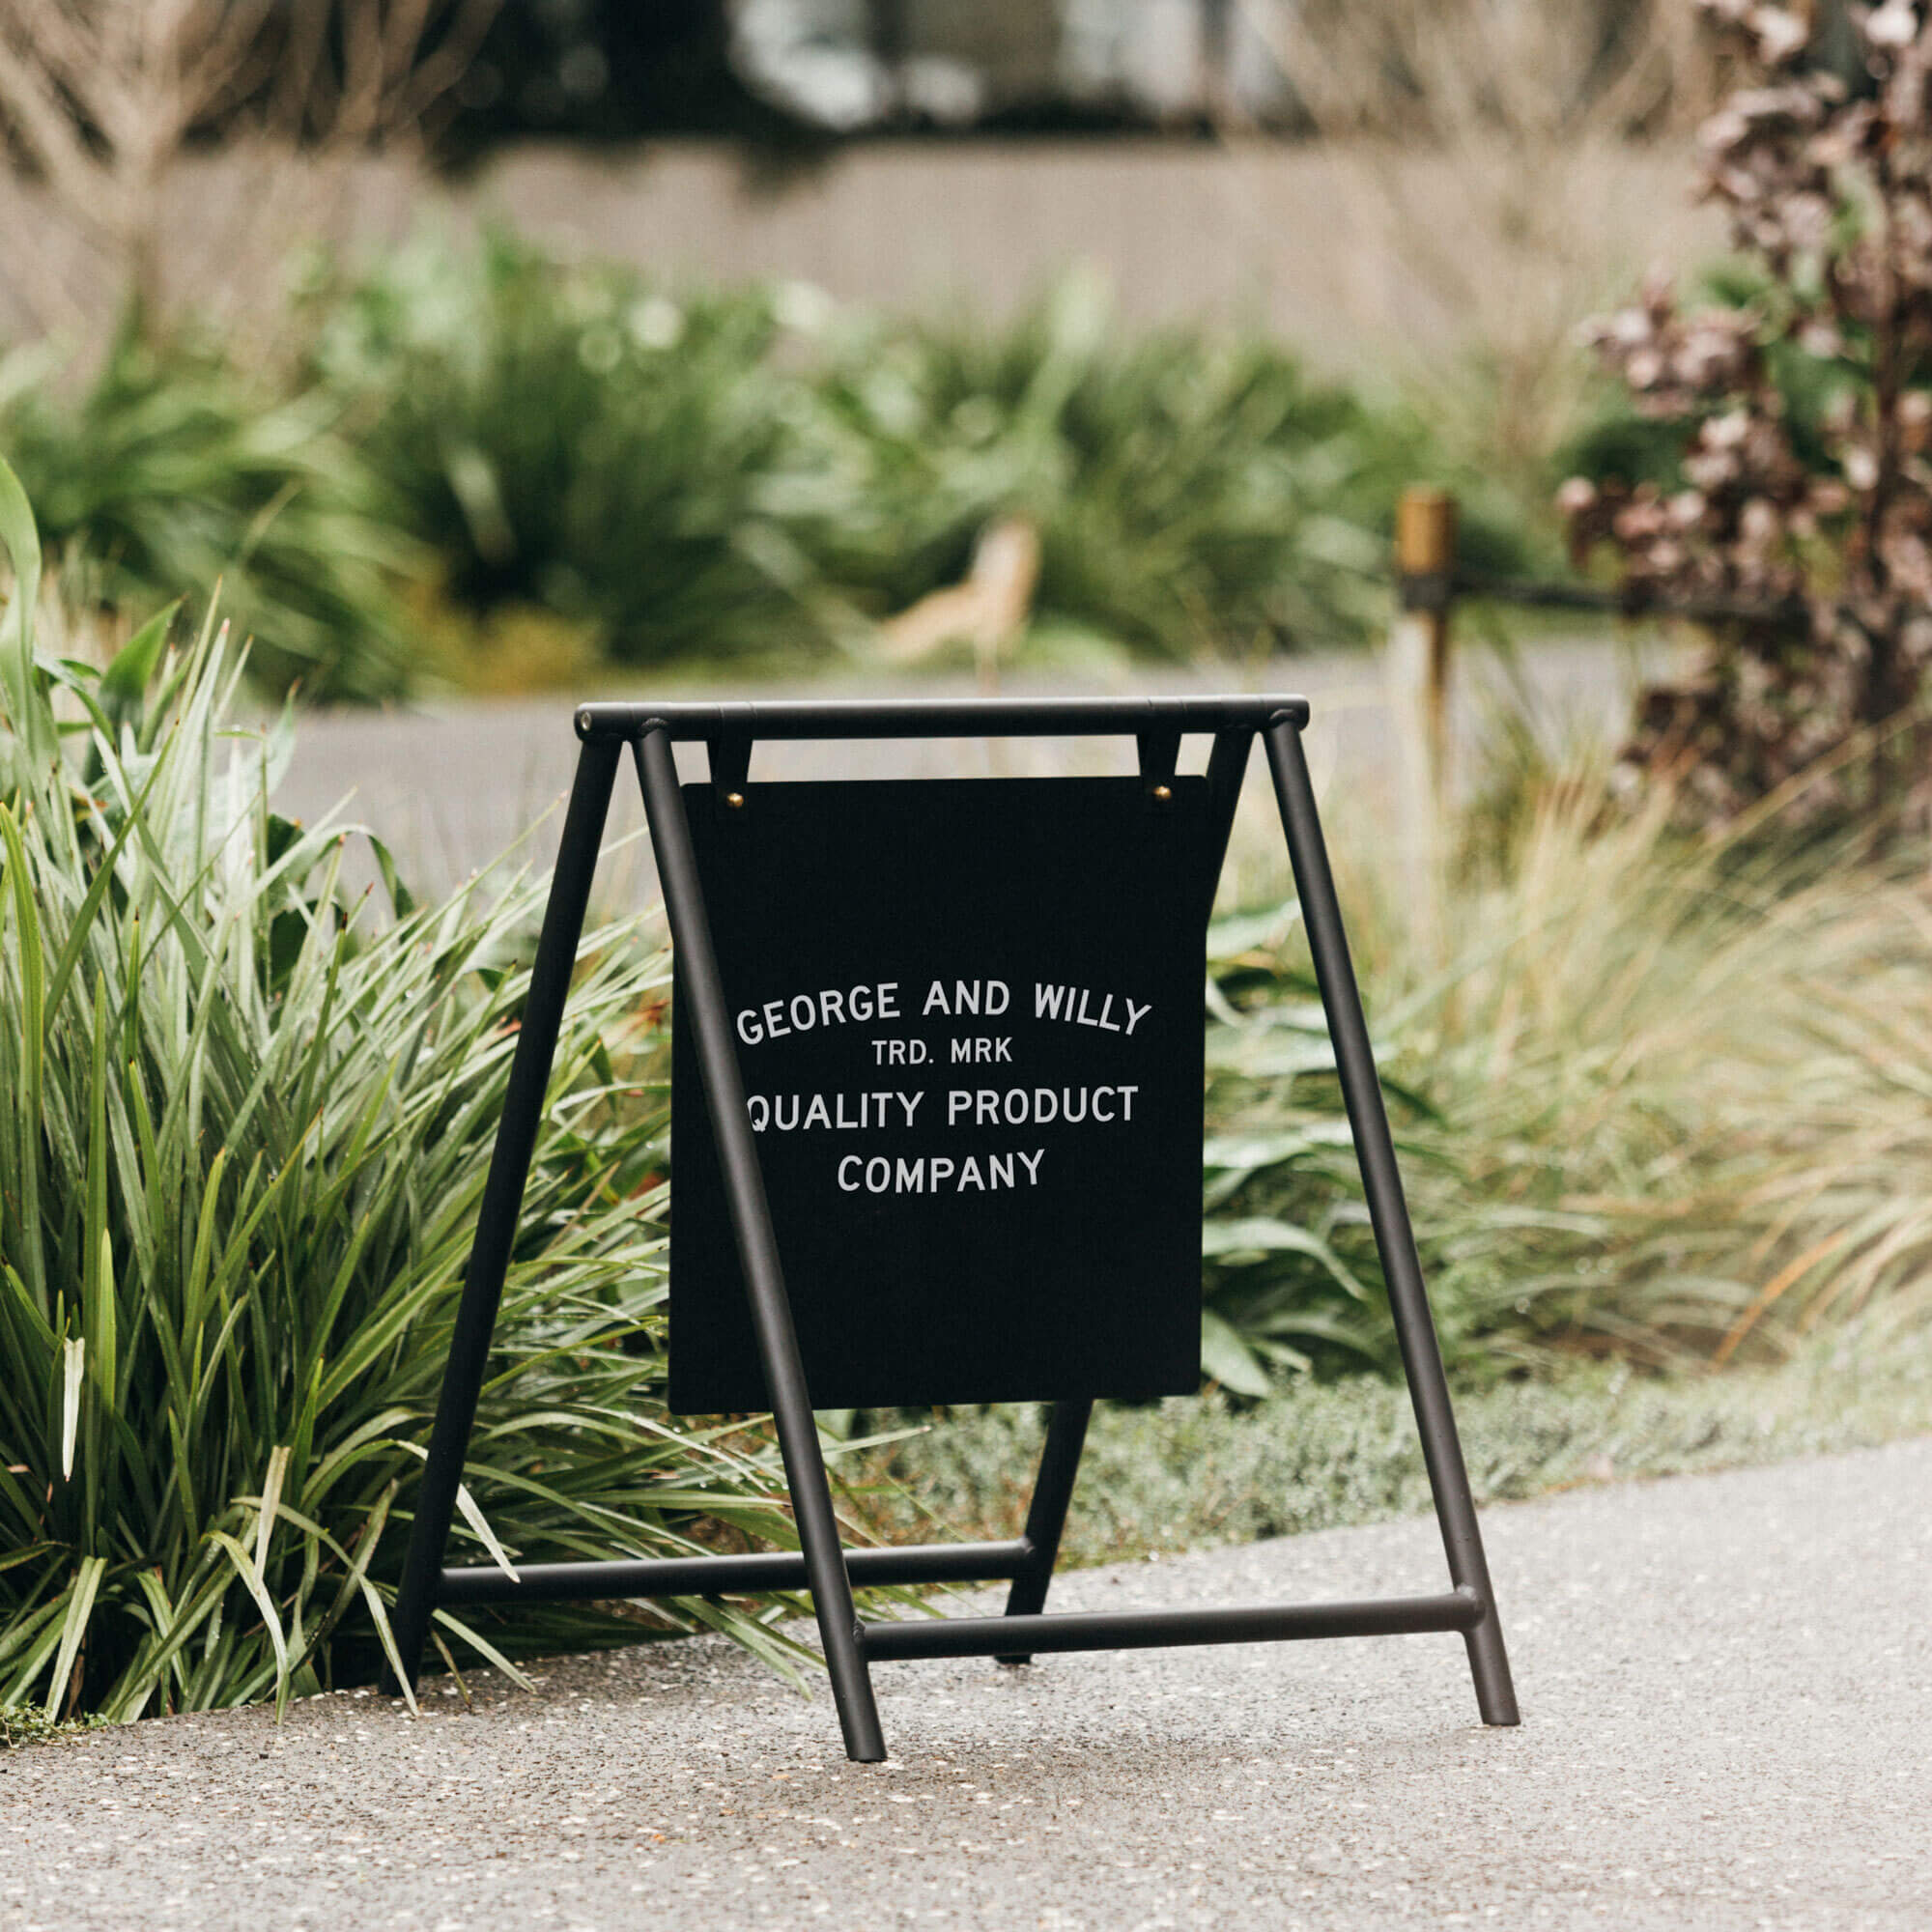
(0, 465, 819, 1723)
(855, 1324, 1932, 1562)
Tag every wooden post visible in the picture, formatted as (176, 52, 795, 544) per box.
(1394, 486, 1458, 802)
(1387, 487, 1458, 963)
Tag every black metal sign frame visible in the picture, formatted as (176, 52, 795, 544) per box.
(390, 696, 1519, 1761)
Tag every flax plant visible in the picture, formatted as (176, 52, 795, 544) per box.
(0, 463, 809, 1723)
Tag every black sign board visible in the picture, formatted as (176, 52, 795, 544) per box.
(670, 777, 1219, 1413)
(390, 698, 1517, 1769)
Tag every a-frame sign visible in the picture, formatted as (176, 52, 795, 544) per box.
(391, 697, 1518, 1761)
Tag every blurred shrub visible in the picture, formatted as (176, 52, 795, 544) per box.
(3, 235, 1537, 697)
(1558, 3, 1932, 826)
(312, 236, 1530, 680)
(1559, 262, 1846, 517)
(798, 270, 1529, 659)
(0, 328, 412, 702)
(308, 231, 838, 670)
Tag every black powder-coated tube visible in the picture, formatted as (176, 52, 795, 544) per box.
(863, 1590, 1485, 1662)
(388, 736, 621, 1692)
(438, 1540, 1034, 1606)
(996, 1399, 1094, 1662)
(632, 724, 889, 1763)
(1263, 716, 1520, 1727)
(576, 696, 1309, 742)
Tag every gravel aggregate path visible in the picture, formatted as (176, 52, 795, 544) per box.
(6, 1435, 1929, 1930)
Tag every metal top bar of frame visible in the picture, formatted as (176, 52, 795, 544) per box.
(573, 695, 1310, 742)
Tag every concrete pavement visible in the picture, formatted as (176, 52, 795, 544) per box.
(5, 1435, 1928, 1929)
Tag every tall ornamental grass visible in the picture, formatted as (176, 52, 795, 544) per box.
(1203, 757, 1932, 1389)
(0, 464, 809, 1722)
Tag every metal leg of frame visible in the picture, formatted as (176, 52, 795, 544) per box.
(1204, 727, 1255, 885)
(390, 736, 623, 1693)
(1262, 716, 1520, 1727)
(631, 726, 889, 1764)
(996, 1398, 1094, 1664)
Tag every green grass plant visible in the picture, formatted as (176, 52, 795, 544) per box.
(0, 463, 815, 1723)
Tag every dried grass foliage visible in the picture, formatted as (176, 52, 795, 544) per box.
(1207, 743, 1932, 1381)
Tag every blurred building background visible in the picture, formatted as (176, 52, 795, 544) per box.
(444, 0, 1292, 141)
(0, 0, 1724, 371)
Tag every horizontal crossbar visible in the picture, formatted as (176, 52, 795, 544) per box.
(437, 1538, 1035, 1607)
(860, 1589, 1486, 1661)
(574, 696, 1309, 742)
